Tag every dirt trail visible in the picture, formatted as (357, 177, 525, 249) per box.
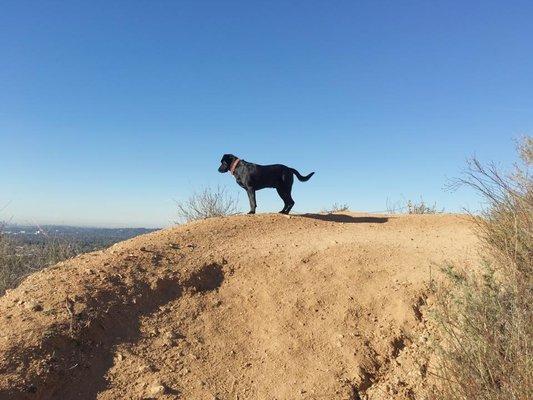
(0, 213, 478, 400)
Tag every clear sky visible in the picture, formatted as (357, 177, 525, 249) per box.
(1, 1, 532, 228)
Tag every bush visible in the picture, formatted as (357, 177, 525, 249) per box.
(431, 137, 532, 399)
(176, 186, 239, 222)
(406, 198, 439, 214)
(0, 228, 79, 295)
(322, 203, 349, 213)
(386, 197, 441, 214)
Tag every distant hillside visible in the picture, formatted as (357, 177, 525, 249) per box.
(4, 224, 158, 248)
(1, 224, 161, 295)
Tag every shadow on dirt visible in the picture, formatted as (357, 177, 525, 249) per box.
(185, 262, 225, 293)
(1, 262, 225, 400)
(299, 214, 389, 224)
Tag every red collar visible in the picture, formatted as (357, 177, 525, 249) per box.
(229, 158, 241, 175)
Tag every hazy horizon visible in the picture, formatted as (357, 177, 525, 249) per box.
(3, 218, 161, 230)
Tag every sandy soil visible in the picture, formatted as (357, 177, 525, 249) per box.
(0, 213, 479, 400)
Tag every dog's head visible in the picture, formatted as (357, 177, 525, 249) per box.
(218, 154, 237, 173)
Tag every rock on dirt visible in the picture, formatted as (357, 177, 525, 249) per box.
(147, 381, 167, 397)
(23, 300, 43, 312)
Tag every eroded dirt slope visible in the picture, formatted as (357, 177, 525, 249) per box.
(0, 213, 478, 400)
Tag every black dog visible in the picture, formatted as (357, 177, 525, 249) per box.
(218, 154, 314, 214)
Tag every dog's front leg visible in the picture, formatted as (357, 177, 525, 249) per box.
(246, 189, 256, 214)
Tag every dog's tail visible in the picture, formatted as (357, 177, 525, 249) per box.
(291, 168, 315, 182)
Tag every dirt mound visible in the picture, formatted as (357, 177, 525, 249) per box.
(0, 213, 478, 399)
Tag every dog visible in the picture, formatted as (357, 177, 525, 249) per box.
(218, 154, 314, 214)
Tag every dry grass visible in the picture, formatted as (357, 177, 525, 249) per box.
(431, 137, 532, 400)
(386, 197, 441, 214)
(406, 198, 439, 214)
(0, 228, 79, 295)
(322, 202, 349, 213)
(176, 186, 239, 223)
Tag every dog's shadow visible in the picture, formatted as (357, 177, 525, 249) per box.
(298, 213, 389, 224)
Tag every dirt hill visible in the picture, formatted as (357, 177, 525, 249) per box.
(0, 213, 479, 400)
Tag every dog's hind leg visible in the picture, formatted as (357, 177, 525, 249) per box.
(276, 187, 295, 214)
(246, 188, 257, 214)
(284, 191, 295, 214)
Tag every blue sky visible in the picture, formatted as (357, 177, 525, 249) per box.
(1, 1, 532, 227)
